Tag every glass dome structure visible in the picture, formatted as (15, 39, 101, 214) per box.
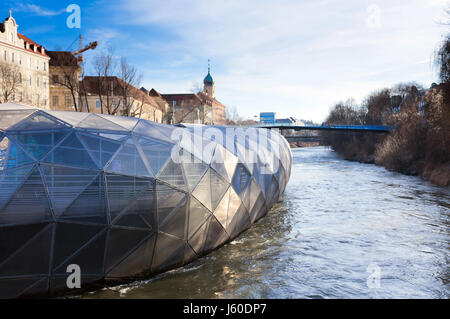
(0, 102, 291, 298)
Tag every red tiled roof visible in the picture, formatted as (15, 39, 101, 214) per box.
(82, 76, 162, 111)
(16, 33, 49, 57)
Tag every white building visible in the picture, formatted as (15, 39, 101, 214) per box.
(0, 11, 50, 108)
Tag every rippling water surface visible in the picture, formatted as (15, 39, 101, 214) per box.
(83, 147, 449, 299)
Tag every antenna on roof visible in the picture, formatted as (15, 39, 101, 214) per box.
(208, 58, 211, 74)
(9, 9, 12, 18)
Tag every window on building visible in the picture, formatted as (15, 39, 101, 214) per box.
(19, 54, 21, 65)
(18, 73, 22, 83)
(65, 95, 72, 107)
(96, 99, 101, 108)
(3, 50, 6, 61)
(11, 52, 14, 63)
(52, 96, 59, 107)
(36, 77, 39, 88)
(52, 75, 59, 84)
(43, 62, 47, 71)
(36, 60, 39, 70)
(18, 92, 22, 102)
(28, 75, 32, 86)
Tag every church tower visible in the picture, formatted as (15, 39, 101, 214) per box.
(203, 60, 215, 98)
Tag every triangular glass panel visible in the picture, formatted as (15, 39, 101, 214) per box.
(213, 187, 231, 230)
(78, 133, 122, 168)
(105, 138, 151, 177)
(187, 216, 210, 255)
(214, 143, 239, 183)
(188, 196, 212, 238)
(160, 196, 188, 240)
(60, 174, 107, 224)
(0, 277, 43, 299)
(54, 230, 107, 275)
(97, 114, 139, 131)
(105, 227, 152, 273)
(41, 165, 100, 216)
(210, 169, 230, 212)
(77, 113, 128, 131)
(45, 110, 90, 127)
(0, 167, 53, 225)
(183, 243, 198, 264)
(136, 135, 174, 176)
(156, 153, 187, 191)
(226, 187, 243, 235)
(11, 130, 70, 161)
(52, 222, 104, 271)
(133, 120, 176, 144)
(151, 232, 186, 272)
(192, 169, 229, 212)
(180, 150, 209, 192)
(0, 223, 48, 264)
(192, 170, 212, 211)
(42, 132, 99, 169)
(267, 175, 280, 207)
(111, 179, 156, 230)
(249, 193, 267, 223)
(203, 216, 229, 253)
(0, 223, 52, 276)
(0, 110, 36, 130)
(0, 165, 33, 211)
(231, 163, 251, 197)
(227, 203, 250, 239)
(105, 173, 154, 223)
(0, 135, 35, 170)
(106, 234, 156, 279)
(156, 182, 186, 227)
(7, 111, 70, 131)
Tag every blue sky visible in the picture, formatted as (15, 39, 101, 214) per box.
(1, 0, 449, 122)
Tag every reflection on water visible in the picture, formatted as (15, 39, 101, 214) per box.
(82, 147, 449, 299)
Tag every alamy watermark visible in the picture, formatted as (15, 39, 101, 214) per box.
(66, 264, 81, 289)
(66, 4, 81, 29)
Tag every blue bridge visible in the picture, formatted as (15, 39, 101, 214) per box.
(255, 123, 392, 133)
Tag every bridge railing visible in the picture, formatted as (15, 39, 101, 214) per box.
(253, 123, 392, 132)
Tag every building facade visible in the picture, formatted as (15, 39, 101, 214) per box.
(80, 76, 164, 123)
(0, 11, 50, 108)
(160, 68, 227, 125)
(47, 51, 81, 111)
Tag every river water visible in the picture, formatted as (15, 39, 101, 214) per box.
(83, 146, 449, 299)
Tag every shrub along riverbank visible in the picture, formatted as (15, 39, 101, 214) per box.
(322, 82, 449, 186)
(322, 34, 450, 186)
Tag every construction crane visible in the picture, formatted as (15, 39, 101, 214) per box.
(71, 35, 98, 77)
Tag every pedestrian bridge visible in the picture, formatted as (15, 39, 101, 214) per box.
(254, 123, 392, 133)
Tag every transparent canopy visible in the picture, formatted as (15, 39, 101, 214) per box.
(0, 103, 292, 298)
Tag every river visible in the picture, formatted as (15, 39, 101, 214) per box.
(82, 146, 449, 299)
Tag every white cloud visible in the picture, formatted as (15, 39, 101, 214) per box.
(113, 0, 448, 122)
(16, 4, 65, 16)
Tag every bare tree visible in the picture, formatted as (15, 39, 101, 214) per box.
(0, 62, 21, 103)
(92, 49, 119, 115)
(47, 51, 84, 112)
(117, 58, 143, 117)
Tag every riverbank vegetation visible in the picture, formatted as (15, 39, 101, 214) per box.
(322, 35, 450, 186)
